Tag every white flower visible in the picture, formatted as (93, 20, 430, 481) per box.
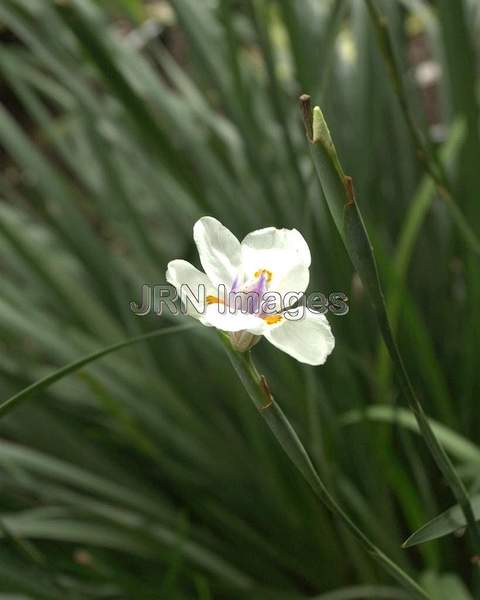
(166, 217, 335, 366)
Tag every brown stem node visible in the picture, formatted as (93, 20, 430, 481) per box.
(259, 375, 273, 411)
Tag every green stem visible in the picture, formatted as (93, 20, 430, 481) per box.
(220, 334, 429, 599)
(300, 95, 480, 557)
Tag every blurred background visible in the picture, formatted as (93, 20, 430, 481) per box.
(0, 0, 479, 598)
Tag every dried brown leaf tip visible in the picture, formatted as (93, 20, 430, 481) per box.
(299, 94, 313, 142)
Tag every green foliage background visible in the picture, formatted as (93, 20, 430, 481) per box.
(0, 0, 479, 598)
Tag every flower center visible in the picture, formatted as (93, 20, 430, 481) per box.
(206, 268, 276, 317)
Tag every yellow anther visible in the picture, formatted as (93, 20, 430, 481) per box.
(254, 268, 273, 283)
(206, 295, 222, 305)
(263, 315, 282, 325)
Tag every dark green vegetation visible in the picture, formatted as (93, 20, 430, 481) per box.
(0, 0, 479, 598)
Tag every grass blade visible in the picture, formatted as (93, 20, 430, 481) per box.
(300, 94, 480, 555)
(220, 335, 429, 599)
(404, 496, 480, 548)
(342, 406, 480, 466)
(0, 323, 194, 417)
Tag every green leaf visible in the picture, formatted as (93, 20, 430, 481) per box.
(420, 572, 473, 600)
(0, 323, 194, 417)
(404, 497, 480, 548)
(341, 406, 480, 466)
(303, 95, 480, 554)
(221, 336, 428, 600)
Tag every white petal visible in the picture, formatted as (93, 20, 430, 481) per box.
(203, 304, 266, 334)
(242, 227, 311, 267)
(271, 262, 309, 308)
(241, 227, 311, 297)
(264, 309, 335, 366)
(166, 259, 214, 320)
(193, 216, 242, 288)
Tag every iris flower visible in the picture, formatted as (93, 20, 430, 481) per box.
(166, 217, 334, 365)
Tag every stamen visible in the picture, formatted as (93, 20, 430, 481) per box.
(207, 295, 223, 305)
(254, 268, 273, 283)
(263, 315, 283, 325)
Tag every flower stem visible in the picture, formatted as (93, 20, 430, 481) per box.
(219, 334, 429, 599)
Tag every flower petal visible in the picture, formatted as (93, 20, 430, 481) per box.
(271, 262, 310, 309)
(241, 227, 311, 297)
(193, 216, 242, 288)
(166, 259, 214, 319)
(203, 303, 266, 334)
(264, 309, 335, 365)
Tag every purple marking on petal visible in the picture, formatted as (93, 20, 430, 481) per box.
(227, 271, 270, 315)
(252, 272, 267, 297)
(248, 272, 267, 314)
(230, 275, 239, 293)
